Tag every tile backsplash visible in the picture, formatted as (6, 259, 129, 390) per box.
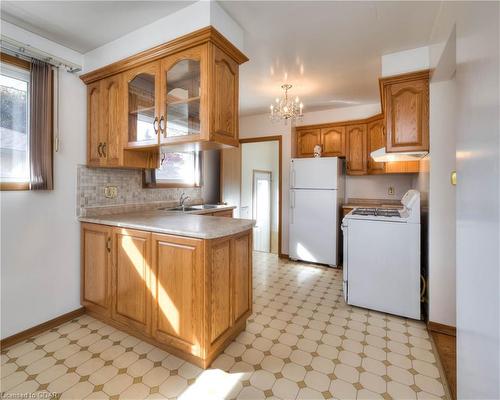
(77, 165, 202, 217)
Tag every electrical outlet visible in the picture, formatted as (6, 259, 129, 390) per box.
(104, 186, 118, 199)
(388, 186, 395, 196)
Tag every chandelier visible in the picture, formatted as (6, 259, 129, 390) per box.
(270, 84, 304, 123)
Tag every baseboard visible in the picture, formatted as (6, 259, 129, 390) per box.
(428, 321, 456, 337)
(279, 253, 289, 259)
(0, 307, 85, 350)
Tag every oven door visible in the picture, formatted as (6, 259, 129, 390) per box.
(341, 220, 348, 303)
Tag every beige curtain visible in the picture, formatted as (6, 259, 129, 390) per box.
(30, 60, 53, 190)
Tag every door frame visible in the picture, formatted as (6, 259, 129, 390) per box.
(252, 169, 272, 253)
(239, 136, 283, 257)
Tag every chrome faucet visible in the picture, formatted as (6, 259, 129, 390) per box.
(179, 192, 191, 209)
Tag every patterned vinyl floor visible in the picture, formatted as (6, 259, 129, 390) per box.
(0, 252, 448, 399)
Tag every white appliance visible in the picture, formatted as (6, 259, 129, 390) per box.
(289, 157, 344, 266)
(341, 189, 421, 319)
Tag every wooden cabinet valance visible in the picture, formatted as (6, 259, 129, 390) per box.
(81, 26, 248, 169)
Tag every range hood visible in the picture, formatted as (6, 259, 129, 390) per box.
(370, 147, 428, 162)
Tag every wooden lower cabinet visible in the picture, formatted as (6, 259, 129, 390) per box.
(111, 228, 151, 335)
(151, 234, 204, 356)
(81, 223, 112, 316)
(81, 222, 252, 368)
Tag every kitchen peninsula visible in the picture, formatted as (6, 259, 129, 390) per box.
(80, 210, 254, 368)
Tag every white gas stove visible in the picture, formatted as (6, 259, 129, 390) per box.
(341, 190, 421, 319)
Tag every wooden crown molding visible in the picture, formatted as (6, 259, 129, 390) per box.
(80, 26, 249, 84)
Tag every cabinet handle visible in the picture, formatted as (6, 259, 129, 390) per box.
(153, 117, 159, 135)
(97, 143, 103, 157)
(102, 143, 106, 158)
(106, 237, 111, 253)
(159, 116, 166, 138)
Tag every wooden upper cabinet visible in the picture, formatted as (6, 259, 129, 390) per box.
(367, 117, 385, 174)
(321, 126, 345, 156)
(81, 27, 248, 167)
(381, 70, 430, 153)
(87, 82, 102, 166)
(211, 45, 239, 146)
(100, 75, 123, 166)
(81, 223, 112, 316)
(111, 228, 152, 335)
(296, 128, 321, 157)
(346, 124, 367, 175)
(124, 61, 161, 149)
(161, 45, 205, 144)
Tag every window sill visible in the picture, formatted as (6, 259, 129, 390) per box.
(151, 182, 199, 189)
(0, 182, 30, 191)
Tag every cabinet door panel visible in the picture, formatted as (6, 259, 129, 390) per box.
(81, 223, 111, 315)
(100, 75, 123, 166)
(112, 228, 151, 334)
(321, 126, 345, 156)
(233, 232, 252, 323)
(210, 239, 231, 343)
(346, 124, 367, 175)
(385, 77, 429, 152)
(125, 61, 161, 147)
(152, 234, 203, 355)
(367, 119, 385, 174)
(296, 129, 321, 157)
(87, 82, 102, 166)
(213, 46, 238, 142)
(161, 45, 206, 142)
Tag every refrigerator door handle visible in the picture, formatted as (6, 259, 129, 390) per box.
(290, 190, 295, 224)
(290, 168, 296, 188)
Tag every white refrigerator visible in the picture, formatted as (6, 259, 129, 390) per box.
(289, 157, 344, 266)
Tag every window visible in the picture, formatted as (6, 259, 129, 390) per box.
(144, 151, 201, 188)
(0, 60, 30, 188)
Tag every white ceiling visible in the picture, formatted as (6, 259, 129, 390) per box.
(0, 1, 195, 53)
(220, 1, 441, 115)
(0, 1, 442, 115)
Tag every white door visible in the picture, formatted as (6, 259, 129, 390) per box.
(253, 170, 272, 252)
(289, 188, 338, 265)
(291, 158, 339, 189)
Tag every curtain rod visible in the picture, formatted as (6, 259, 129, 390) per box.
(0, 35, 82, 73)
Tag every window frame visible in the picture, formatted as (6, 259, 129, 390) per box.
(143, 151, 202, 189)
(0, 53, 31, 191)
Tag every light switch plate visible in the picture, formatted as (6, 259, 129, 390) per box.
(388, 186, 395, 195)
(104, 186, 118, 199)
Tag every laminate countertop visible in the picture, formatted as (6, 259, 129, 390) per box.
(79, 208, 254, 240)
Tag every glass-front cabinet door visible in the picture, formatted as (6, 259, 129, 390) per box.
(125, 62, 161, 147)
(161, 46, 205, 142)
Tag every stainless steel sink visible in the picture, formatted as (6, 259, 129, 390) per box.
(192, 204, 219, 210)
(159, 206, 200, 212)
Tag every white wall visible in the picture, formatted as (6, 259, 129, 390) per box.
(1, 69, 86, 339)
(239, 114, 291, 254)
(429, 3, 500, 398)
(427, 28, 457, 328)
(381, 46, 430, 77)
(346, 174, 414, 200)
(83, 1, 244, 73)
(241, 141, 279, 253)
